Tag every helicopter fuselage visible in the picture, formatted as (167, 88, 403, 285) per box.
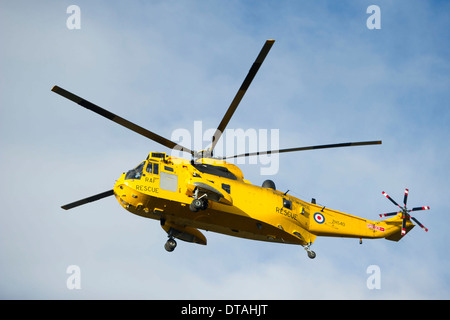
(113, 152, 411, 247)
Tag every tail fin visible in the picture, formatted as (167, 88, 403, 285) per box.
(382, 214, 415, 241)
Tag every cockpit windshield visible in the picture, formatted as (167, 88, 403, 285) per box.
(125, 161, 146, 180)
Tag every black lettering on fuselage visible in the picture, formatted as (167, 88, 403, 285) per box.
(276, 206, 297, 221)
(136, 185, 159, 193)
(144, 176, 159, 183)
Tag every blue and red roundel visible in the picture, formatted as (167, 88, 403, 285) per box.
(314, 212, 325, 224)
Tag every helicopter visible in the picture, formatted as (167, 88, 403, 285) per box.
(52, 39, 430, 259)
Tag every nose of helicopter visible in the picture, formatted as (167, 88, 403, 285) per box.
(113, 174, 150, 214)
(113, 174, 128, 208)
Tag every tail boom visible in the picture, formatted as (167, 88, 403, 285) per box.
(307, 206, 413, 241)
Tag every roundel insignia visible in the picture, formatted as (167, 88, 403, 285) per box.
(314, 212, 325, 224)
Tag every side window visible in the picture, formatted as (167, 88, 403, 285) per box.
(222, 183, 231, 194)
(283, 198, 292, 210)
(160, 171, 178, 192)
(146, 162, 159, 175)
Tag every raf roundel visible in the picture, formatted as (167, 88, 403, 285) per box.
(314, 212, 325, 224)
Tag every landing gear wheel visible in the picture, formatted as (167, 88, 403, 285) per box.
(164, 238, 177, 252)
(303, 244, 316, 259)
(307, 250, 316, 259)
(189, 202, 198, 212)
(189, 198, 207, 212)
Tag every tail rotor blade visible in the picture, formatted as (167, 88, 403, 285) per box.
(403, 188, 409, 206)
(379, 188, 430, 236)
(379, 212, 399, 218)
(411, 216, 429, 232)
(382, 191, 402, 209)
(401, 214, 407, 235)
(409, 206, 430, 212)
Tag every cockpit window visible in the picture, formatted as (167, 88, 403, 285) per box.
(125, 161, 146, 180)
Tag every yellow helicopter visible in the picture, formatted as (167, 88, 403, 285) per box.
(52, 39, 430, 259)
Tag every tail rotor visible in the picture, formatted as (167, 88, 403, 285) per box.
(380, 188, 430, 236)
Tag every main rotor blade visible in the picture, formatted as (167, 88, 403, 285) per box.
(209, 39, 275, 153)
(61, 189, 114, 210)
(52, 85, 194, 155)
(220, 140, 382, 159)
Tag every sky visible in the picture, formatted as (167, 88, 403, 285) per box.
(1, 0, 449, 300)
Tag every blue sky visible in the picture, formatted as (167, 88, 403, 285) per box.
(1, 0, 449, 299)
